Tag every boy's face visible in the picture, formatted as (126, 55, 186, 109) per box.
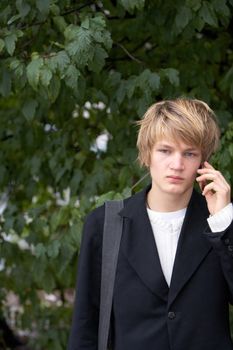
(149, 138, 202, 197)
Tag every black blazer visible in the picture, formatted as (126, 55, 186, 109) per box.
(68, 186, 233, 350)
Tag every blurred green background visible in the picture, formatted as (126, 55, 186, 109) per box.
(0, 0, 233, 349)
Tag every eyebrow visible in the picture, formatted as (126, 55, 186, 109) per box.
(156, 143, 200, 152)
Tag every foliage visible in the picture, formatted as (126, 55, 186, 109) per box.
(0, 0, 233, 348)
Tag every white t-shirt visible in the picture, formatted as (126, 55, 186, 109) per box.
(147, 207, 186, 286)
(147, 203, 233, 286)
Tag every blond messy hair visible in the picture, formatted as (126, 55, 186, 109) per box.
(137, 98, 220, 167)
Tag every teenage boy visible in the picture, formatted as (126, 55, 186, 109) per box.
(68, 98, 233, 350)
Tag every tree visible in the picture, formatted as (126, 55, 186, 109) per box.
(0, 0, 233, 348)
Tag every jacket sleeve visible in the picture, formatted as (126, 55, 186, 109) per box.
(67, 206, 104, 350)
(203, 218, 233, 304)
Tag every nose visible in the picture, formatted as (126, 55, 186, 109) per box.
(169, 153, 184, 170)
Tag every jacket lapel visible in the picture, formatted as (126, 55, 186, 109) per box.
(119, 187, 169, 302)
(168, 190, 212, 308)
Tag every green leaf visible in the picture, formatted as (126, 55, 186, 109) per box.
(36, 0, 50, 15)
(107, 71, 121, 88)
(43, 271, 56, 292)
(50, 208, 68, 231)
(200, 2, 218, 27)
(81, 17, 90, 30)
(126, 76, 137, 98)
(30, 155, 41, 175)
(220, 66, 233, 90)
(0, 39, 5, 53)
(78, 27, 92, 49)
(91, 15, 106, 29)
(65, 41, 78, 56)
(22, 99, 38, 121)
(48, 75, 61, 102)
(136, 69, 160, 93)
(47, 240, 61, 258)
(148, 72, 160, 90)
(0, 165, 6, 185)
(58, 242, 77, 275)
(0, 69, 11, 96)
(50, 3, 60, 16)
(47, 51, 70, 73)
(102, 30, 113, 50)
(119, 0, 145, 13)
(9, 58, 24, 78)
(65, 65, 80, 89)
(212, 0, 230, 17)
(88, 46, 108, 73)
(162, 68, 180, 86)
(70, 169, 83, 193)
(35, 243, 46, 258)
(95, 191, 118, 206)
(53, 16, 67, 33)
(4, 34, 17, 56)
(26, 57, 43, 90)
(194, 16, 205, 31)
(0, 5, 11, 24)
(16, 0, 31, 17)
(116, 82, 127, 104)
(64, 24, 79, 42)
(32, 256, 46, 284)
(230, 83, 233, 101)
(40, 65, 52, 87)
(137, 96, 151, 116)
(7, 14, 21, 25)
(175, 6, 193, 31)
(3, 216, 14, 232)
(186, 0, 202, 11)
(89, 16, 112, 50)
(66, 26, 92, 66)
(9, 58, 21, 71)
(229, 144, 233, 157)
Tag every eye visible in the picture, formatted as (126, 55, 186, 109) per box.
(184, 152, 196, 158)
(158, 149, 170, 154)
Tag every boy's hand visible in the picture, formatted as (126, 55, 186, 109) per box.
(196, 161, 231, 215)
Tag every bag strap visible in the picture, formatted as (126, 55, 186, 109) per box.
(98, 200, 124, 350)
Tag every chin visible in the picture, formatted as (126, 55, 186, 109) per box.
(164, 185, 190, 195)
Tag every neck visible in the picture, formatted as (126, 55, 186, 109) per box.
(147, 187, 193, 212)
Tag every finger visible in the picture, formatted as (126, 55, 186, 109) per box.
(196, 174, 225, 189)
(196, 169, 228, 184)
(196, 174, 228, 190)
(197, 167, 230, 192)
(197, 168, 217, 174)
(202, 182, 217, 196)
(203, 161, 215, 169)
(196, 174, 216, 182)
(202, 181, 229, 197)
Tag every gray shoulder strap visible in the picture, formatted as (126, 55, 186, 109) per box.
(98, 200, 124, 350)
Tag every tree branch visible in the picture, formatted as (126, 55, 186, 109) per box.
(114, 42, 143, 64)
(61, 1, 94, 16)
(19, 2, 94, 30)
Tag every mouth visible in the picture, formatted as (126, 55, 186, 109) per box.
(166, 176, 184, 182)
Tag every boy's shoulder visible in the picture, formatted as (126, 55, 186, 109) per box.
(86, 187, 146, 224)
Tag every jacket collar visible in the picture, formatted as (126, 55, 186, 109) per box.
(118, 185, 211, 304)
(168, 190, 211, 307)
(118, 185, 151, 219)
(119, 185, 169, 301)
